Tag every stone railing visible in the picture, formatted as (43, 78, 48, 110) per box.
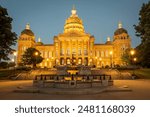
(33, 74, 113, 88)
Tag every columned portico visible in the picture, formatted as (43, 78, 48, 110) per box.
(54, 6, 94, 66)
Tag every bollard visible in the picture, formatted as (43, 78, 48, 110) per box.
(71, 74, 74, 80)
(44, 75, 46, 80)
(35, 76, 37, 80)
(40, 75, 43, 80)
(109, 75, 112, 80)
(103, 74, 106, 80)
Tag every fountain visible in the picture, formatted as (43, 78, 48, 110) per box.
(33, 65, 113, 88)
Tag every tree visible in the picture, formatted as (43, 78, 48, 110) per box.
(0, 6, 17, 62)
(8, 62, 15, 68)
(134, 1, 150, 67)
(121, 50, 130, 65)
(0, 62, 8, 69)
(21, 47, 43, 68)
(121, 48, 135, 66)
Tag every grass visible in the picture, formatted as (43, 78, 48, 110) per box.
(119, 68, 150, 79)
(134, 69, 150, 79)
(0, 69, 16, 79)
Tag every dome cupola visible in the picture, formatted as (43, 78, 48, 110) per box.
(21, 23, 34, 36)
(64, 6, 85, 34)
(114, 22, 128, 36)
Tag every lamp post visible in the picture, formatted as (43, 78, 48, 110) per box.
(109, 51, 113, 68)
(13, 51, 17, 75)
(132, 57, 137, 78)
(133, 57, 137, 63)
(130, 49, 135, 65)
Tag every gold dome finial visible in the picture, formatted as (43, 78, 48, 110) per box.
(71, 5, 77, 16)
(107, 37, 110, 41)
(118, 21, 122, 29)
(38, 37, 41, 42)
(26, 23, 30, 30)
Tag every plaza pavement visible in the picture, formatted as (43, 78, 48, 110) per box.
(0, 79, 150, 100)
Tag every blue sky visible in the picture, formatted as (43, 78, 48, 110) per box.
(0, 0, 149, 48)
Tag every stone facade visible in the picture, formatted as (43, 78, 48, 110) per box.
(17, 7, 131, 68)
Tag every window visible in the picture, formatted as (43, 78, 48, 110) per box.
(45, 62, 47, 66)
(67, 59, 71, 65)
(45, 51, 47, 58)
(105, 50, 108, 57)
(67, 48, 70, 55)
(78, 59, 82, 64)
(72, 48, 76, 54)
(84, 49, 87, 55)
(60, 49, 64, 55)
(40, 51, 43, 57)
(78, 49, 82, 55)
(97, 51, 100, 57)
(101, 51, 104, 57)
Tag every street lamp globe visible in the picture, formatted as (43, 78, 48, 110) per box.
(11, 58, 14, 62)
(13, 51, 17, 56)
(133, 57, 137, 62)
(35, 52, 38, 56)
(130, 50, 135, 56)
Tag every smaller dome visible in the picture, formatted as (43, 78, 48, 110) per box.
(114, 28, 128, 35)
(21, 29, 34, 36)
(105, 41, 112, 45)
(105, 37, 112, 44)
(36, 42, 43, 46)
(21, 23, 34, 36)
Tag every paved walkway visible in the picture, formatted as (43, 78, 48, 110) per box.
(0, 79, 150, 100)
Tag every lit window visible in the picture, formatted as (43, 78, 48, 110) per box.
(72, 48, 76, 54)
(78, 49, 81, 55)
(105, 50, 108, 57)
(97, 51, 100, 57)
(84, 49, 87, 55)
(45, 51, 47, 58)
(60, 49, 64, 55)
(67, 48, 70, 55)
(101, 51, 104, 57)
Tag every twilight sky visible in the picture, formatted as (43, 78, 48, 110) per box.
(0, 0, 149, 48)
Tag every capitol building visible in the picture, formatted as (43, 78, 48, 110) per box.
(17, 7, 131, 68)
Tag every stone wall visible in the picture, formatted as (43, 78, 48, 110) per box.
(33, 80, 113, 88)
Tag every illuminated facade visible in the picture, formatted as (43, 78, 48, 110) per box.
(17, 7, 131, 68)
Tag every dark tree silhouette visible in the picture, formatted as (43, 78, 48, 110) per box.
(134, 1, 150, 67)
(21, 47, 43, 68)
(0, 6, 17, 62)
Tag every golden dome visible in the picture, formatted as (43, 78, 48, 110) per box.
(64, 6, 85, 33)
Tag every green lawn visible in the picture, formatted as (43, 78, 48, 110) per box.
(134, 69, 150, 79)
(120, 68, 150, 79)
(0, 69, 16, 79)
